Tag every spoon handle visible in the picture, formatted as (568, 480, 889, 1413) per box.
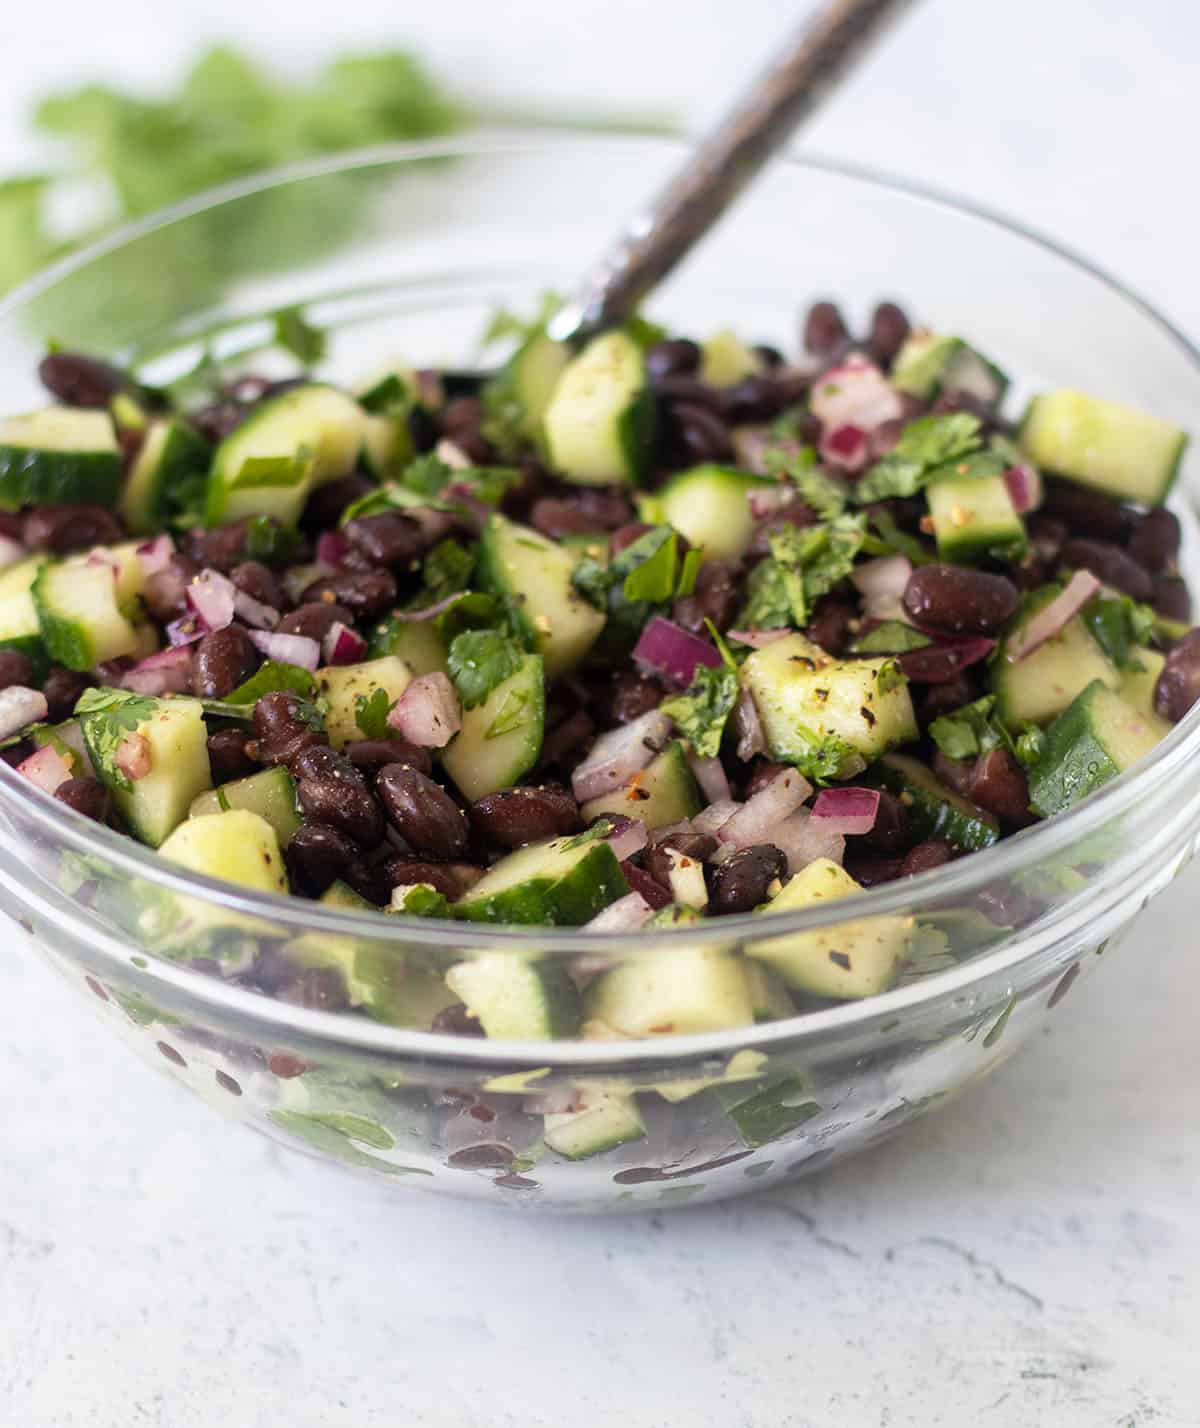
(555, 0, 918, 343)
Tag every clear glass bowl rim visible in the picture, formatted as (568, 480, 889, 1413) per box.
(3, 133, 1198, 1066)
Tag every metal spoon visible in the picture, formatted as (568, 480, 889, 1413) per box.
(550, 0, 918, 345)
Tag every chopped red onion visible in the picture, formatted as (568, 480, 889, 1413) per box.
(165, 615, 204, 647)
(771, 808, 846, 874)
(620, 861, 673, 910)
(322, 621, 368, 666)
(135, 533, 175, 575)
(247, 629, 320, 671)
(387, 673, 462, 748)
(121, 644, 194, 696)
(727, 627, 789, 650)
(1004, 463, 1042, 514)
(898, 637, 996, 683)
(733, 688, 767, 761)
(116, 732, 153, 782)
(718, 768, 812, 848)
(443, 483, 492, 532)
(688, 754, 731, 804)
(571, 709, 672, 802)
(604, 817, 649, 862)
(435, 438, 473, 470)
(315, 530, 348, 566)
(584, 892, 654, 932)
(393, 593, 463, 623)
(1005, 570, 1101, 663)
(747, 485, 793, 520)
(233, 589, 281, 631)
(633, 616, 723, 688)
(186, 568, 236, 632)
(850, 555, 913, 622)
(809, 356, 903, 431)
(17, 743, 72, 795)
(0, 535, 26, 571)
(0, 685, 48, 740)
(820, 422, 869, 473)
(731, 426, 771, 475)
(811, 786, 880, 836)
(692, 798, 740, 837)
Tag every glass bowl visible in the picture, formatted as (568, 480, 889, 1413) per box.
(2, 137, 1199, 1213)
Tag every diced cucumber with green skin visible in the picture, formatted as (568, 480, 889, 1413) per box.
(992, 590, 1120, 725)
(580, 740, 703, 830)
(1117, 648, 1171, 736)
(314, 656, 413, 748)
(503, 331, 571, 439)
(542, 331, 654, 486)
(740, 633, 918, 779)
(744, 962, 795, 1023)
(698, 329, 766, 388)
(158, 808, 287, 895)
(891, 332, 1010, 406)
(189, 765, 300, 847)
(119, 419, 211, 533)
(721, 1074, 821, 1148)
(1028, 680, 1165, 818)
(650, 464, 778, 559)
(876, 752, 1000, 851)
(454, 833, 628, 926)
(440, 653, 544, 802)
(110, 392, 147, 434)
(82, 697, 212, 848)
(583, 943, 755, 1036)
(1019, 389, 1188, 506)
(926, 473, 1025, 564)
(0, 555, 49, 677)
(445, 953, 581, 1039)
(361, 411, 413, 480)
(206, 384, 367, 526)
(543, 1095, 646, 1160)
(33, 557, 142, 669)
(367, 612, 448, 674)
(476, 514, 606, 677)
(748, 858, 912, 1000)
(0, 408, 121, 510)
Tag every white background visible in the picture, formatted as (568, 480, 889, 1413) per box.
(2, 2, 1199, 1424)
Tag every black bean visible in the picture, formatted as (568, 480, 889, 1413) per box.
(0, 648, 34, 691)
(843, 852, 904, 887)
(865, 301, 911, 369)
(344, 513, 426, 570)
(753, 343, 785, 370)
(859, 789, 912, 854)
(646, 338, 701, 381)
(607, 672, 664, 724)
(539, 710, 595, 768)
(653, 375, 727, 413)
(931, 750, 974, 797)
(609, 521, 655, 556)
(1042, 478, 1129, 543)
(345, 737, 432, 780)
(1154, 629, 1200, 723)
(293, 744, 384, 847)
(802, 300, 849, 358)
(710, 844, 787, 914)
(253, 690, 327, 769)
(276, 601, 355, 643)
(381, 858, 484, 901)
(903, 564, 1019, 636)
(571, 486, 634, 530)
(42, 667, 92, 722)
(1154, 575, 1191, 623)
(670, 402, 734, 465)
(1059, 538, 1153, 602)
(1027, 515, 1069, 563)
(442, 396, 485, 433)
(723, 375, 786, 424)
(23, 504, 123, 554)
(301, 473, 374, 532)
(1126, 508, 1181, 575)
(469, 786, 581, 849)
(206, 727, 259, 784)
(38, 352, 128, 408)
(191, 625, 260, 699)
(430, 1003, 485, 1036)
(900, 839, 955, 876)
(406, 404, 439, 454)
(672, 560, 741, 634)
(744, 760, 789, 799)
(376, 763, 468, 859)
(644, 829, 718, 891)
(968, 748, 1032, 826)
(301, 568, 398, 620)
(286, 821, 360, 897)
(54, 776, 111, 822)
(919, 673, 978, 725)
(229, 561, 284, 611)
(806, 598, 856, 656)
(183, 521, 250, 572)
(530, 498, 605, 539)
(141, 556, 200, 623)
(190, 401, 247, 444)
(499, 461, 548, 521)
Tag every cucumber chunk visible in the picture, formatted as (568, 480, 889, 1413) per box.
(454, 832, 628, 926)
(0, 408, 121, 510)
(649, 464, 778, 559)
(494, 331, 571, 440)
(542, 331, 654, 486)
(721, 1074, 821, 1148)
(876, 752, 1000, 851)
(992, 589, 1120, 725)
(189, 765, 301, 847)
(543, 1095, 646, 1160)
(926, 472, 1025, 564)
(748, 858, 912, 1000)
(476, 514, 606, 677)
(1117, 648, 1171, 736)
(314, 656, 413, 748)
(445, 953, 581, 1039)
(1019, 390, 1187, 506)
(367, 612, 448, 674)
(120, 418, 210, 533)
(82, 696, 213, 847)
(206, 384, 367, 526)
(743, 962, 795, 1023)
(440, 652, 544, 802)
(583, 943, 755, 1036)
(891, 332, 1009, 406)
(360, 411, 414, 481)
(740, 633, 917, 779)
(0, 555, 49, 676)
(158, 808, 287, 895)
(33, 557, 142, 669)
(698, 329, 766, 388)
(1028, 680, 1165, 818)
(580, 740, 702, 830)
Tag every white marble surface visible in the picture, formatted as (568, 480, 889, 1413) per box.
(2, 2, 1200, 1423)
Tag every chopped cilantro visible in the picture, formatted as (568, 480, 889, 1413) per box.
(74, 688, 159, 792)
(1081, 594, 1157, 672)
(485, 685, 535, 739)
(850, 621, 931, 654)
(392, 883, 453, 918)
(446, 630, 523, 710)
(876, 658, 905, 694)
(571, 554, 613, 611)
(354, 687, 394, 740)
(359, 372, 410, 414)
(244, 515, 302, 564)
(765, 444, 847, 519)
(785, 727, 865, 784)
(422, 539, 475, 603)
(480, 291, 564, 349)
(675, 547, 703, 598)
(866, 508, 935, 564)
(661, 664, 738, 758)
(229, 451, 313, 491)
(737, 514, 867, 631)
(225, 661, 316, 705)
(927, 692, 1042, 768)
(621, 527, 678, 603)
(852, 413, 982, 504)
(433, 591, 503, 645)
(271, 305, 326, 366)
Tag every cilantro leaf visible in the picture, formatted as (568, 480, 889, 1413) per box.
(866, 508, 935, 565)
(272, 305, 326, 366)
(927, 694, 1005, 761)
(621, 528, 677, 603)
(0, 176, 58, 291)
(480, 291, 564, 349)
(1081, 594, 1157, 672)
(74, 688, 160, 791)
(244, 515, 302, 564)
(359, 372, 410, 414)
(661, 665, 739, 758)
(675, 547, 703, 598)
(850, 621, 931, 655)
(485, 684, 537, 739)
(447, 630, 523, 710)
(392, 883, 453, 918)
(800, 513, 868, 602)
(226, 660, 316, 705)
(852, 413, 982, 504)
(421, 539, 475, 603)
(765, 444, 847, 520)
(572, 554, 615, 611)
(354, 687, 394, 739)
(785, 727, 866, 784)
